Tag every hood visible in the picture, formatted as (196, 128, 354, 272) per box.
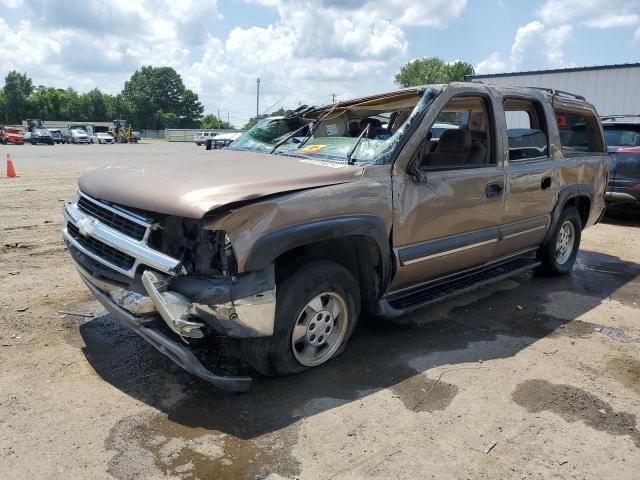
(78, 149, 364, 218)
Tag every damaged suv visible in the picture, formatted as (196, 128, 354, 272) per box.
(63, 82, 608, 391)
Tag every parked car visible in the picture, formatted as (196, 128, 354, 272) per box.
(30, 128, 54, 145)
(132, 131, 141, 142)
(601, 114, 640, 208)
(92, 132, 115, 144)
(62, 83, 608, 391)
(194, 131, 215, 146)
(0, 126, 25, 145)
(205, 132, 242, 150)
(48, 129, 66, 144)
(69, 129, 91, 144)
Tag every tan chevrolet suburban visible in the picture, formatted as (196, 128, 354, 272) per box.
(62, 82, 609, 391)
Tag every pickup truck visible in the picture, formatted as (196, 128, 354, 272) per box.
(62, 82, 609, 391)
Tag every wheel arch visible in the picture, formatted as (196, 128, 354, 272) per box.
(543, 184, 593, 245)
(244, 215, 392, 303)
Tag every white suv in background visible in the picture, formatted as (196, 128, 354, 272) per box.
(194, 131, 215, 146)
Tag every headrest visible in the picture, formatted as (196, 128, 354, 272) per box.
(437, 128, 471, 153)
(360, 118, 383, 129)
(470, 129, 487, 141)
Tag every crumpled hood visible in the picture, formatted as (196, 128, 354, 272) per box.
(78, 149, 364, 218)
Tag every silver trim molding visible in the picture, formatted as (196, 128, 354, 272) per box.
(402, 238, 498, 265)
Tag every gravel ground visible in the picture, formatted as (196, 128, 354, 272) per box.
(1, 142, 639, 479)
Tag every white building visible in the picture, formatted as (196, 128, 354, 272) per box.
(466, 63, 640, 116)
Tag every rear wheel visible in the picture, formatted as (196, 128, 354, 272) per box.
(241, 260, 360, 376)
(536, 206, 582, 276)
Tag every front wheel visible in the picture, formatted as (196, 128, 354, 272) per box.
(241, 260, 361, 376)
(536, 206, 582, 276)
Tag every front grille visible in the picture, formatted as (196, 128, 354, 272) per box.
(77, 196, 147, 241)
(67, 222, 136, 270)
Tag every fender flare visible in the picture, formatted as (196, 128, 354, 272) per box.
(543, 183, 594, 245)
(244, 215, 392, 289)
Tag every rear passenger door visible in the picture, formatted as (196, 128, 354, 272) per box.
(495, 96, 558, 258)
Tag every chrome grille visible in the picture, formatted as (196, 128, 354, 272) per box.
(67, 222, 136, 270)
(77, 195, 147, 240)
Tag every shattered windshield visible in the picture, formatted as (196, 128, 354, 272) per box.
(229, 88, 437, 165)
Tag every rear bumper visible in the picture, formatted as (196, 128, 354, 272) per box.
(78, 268, 253, 392)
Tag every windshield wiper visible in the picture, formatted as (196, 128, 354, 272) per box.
(346, 124, 370, 165)
(270, 123, 311, 154)
(296, 102, 340, 150)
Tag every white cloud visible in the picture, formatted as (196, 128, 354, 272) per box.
(583, 13, 640, 28)
(511, 21, 574, 70)
(475, 52, 507, 74)
(0, 0, 469, 126)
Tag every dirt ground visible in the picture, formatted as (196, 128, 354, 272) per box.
(1, 142, 639, 480)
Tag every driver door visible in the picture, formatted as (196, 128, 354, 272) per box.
(390, 90, 505, 292)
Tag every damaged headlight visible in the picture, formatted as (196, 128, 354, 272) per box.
(148, 216, 236, 277)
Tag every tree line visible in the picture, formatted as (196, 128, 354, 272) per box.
(0, 66, 233, 130)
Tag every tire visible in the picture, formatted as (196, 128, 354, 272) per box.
(536, 206, 582, 276)
(241, 260, 361, 376)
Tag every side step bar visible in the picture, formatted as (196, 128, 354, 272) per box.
(375, 256, 540, 317)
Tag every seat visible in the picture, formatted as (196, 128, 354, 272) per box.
(468, 130, 487, 164)
(423, 128, 472, 166)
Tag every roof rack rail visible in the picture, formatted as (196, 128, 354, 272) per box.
(600, 114, 640, 119)
(530, 87, 585, 101)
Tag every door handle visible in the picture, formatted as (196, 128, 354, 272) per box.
(485, 182, 504, 198)
(541, 176, 552, 190)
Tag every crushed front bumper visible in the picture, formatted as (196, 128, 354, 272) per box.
(79, 272, 253, 392)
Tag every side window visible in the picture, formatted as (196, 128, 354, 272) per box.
(417, 96, 494, 169)
(554, 107, 606, 156)
(503, 98, 548, 161)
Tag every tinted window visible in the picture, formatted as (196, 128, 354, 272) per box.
(603, 125, 640, 148)
(503, 98, 548, 161)
(554, 107, 605, 156)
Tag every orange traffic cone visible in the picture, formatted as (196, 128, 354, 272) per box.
(6, 153, 17, 178)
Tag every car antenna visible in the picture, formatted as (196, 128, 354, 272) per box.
(346, 124, 370, 165)
(297, 102, 340, 149)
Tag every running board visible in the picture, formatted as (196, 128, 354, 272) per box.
(374, 256, 540, 317)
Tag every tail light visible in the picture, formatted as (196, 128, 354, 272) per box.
(617, 146, 640, 153)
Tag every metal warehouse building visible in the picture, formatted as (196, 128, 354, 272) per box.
(466, 63, 640, 116)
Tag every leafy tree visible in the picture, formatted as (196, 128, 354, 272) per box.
(394, 57, 474, 87)
(201, 114, 233, 129)
(3, 71, 33, 123)
(122, 66, 203, 129)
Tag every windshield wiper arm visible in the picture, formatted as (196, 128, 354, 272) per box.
(346, 124, 370, 165)
(297, 102, 340, 149)
(270, 123, 311, 154)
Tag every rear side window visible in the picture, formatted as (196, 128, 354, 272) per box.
(603, 125, 640, 148)
(554, 107, 605, 156)
(503, 98, 549, 161)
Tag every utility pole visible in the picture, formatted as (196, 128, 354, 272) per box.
(256, 77, 261, 119)
(227, 111, 229, 126)
(217, 109, 220, 128)
(332, 93, 336, 103)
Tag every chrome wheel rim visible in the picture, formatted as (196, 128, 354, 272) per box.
(291, 292, 348, 367)
(555, 220, 575, 264)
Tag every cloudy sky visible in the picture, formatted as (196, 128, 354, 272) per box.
(0, 0, 638, 126)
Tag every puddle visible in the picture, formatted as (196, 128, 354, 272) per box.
(391, 375, 458, 412)
(608, 356, 640, 396)
(106, 411, 300, 480)
(512, 379, 640, 447)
